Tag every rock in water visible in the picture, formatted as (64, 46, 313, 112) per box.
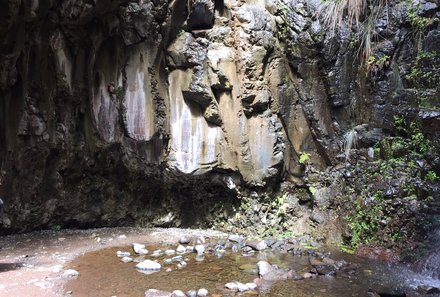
(133, 243, 149, 255)
(171, 290, 186, 297)
(197, 288, 208, 297)
(195, 244, 205, 255)
(116, 251, 131, 257)
(225, 282, 238, 291)
(176, 245, 186, 253)
(121, 256, 133, 263)
(136, 260, 161, 271)
(247, 240, 267, 251)
(144, 289, 171, 297)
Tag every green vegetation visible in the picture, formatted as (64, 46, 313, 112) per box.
(425, 171, 439, 183)
(346, 193, 384, 247)
(299, 152, 311, 165)
(343, 116, 439, 249)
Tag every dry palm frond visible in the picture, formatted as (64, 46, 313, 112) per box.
(316, 0, 367, 36)
(316, 0, 389, 66)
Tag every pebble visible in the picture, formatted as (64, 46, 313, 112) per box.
(121, 257, 133, 263)
(118, 234, 127, 239)
(176, 245, 186, 254)
(116, 251, 130, 257)
(63, 269, 80, 277)
(177, 261, 187, 269)
(186, 246, 194, 253)
(151, 250, 163, 257)
(197, 288, 208, 297)
(186, 290, 197, 297)
(195, 245, 205, 255)
(171, 255, 183, 262)
(225, 282, 238, 291)
(165, 249, 176, 255)
(302, 272, 313, 279)
(133, 243, 148, 255)
(195, 255, 205, 262)
(136, 260, 161, 271)
(237, 282, 249, 292)
(144, 289, 172, 297)
(171, 290, 186, 297)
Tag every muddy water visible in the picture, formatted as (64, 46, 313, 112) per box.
(66, 245, 439, 297)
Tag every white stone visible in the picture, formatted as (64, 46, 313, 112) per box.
(246, 283, 257, 290)
(256, 240, 267, 251)
(116, 251, 131, 257)
(133, 243, 149, 255)
(224, 282, 238, 291)
(118, 234, 127, 239)
(63, 269, 80, 277)
(121, 257, 133, 263)
(144, 289, 171, 297)
(186, 246, 194, 253)
(171, 290, 186, 297)
(177, 261, 187, 269)
(195, 254, 205, 262)
(176, 245, 186, 253)
(236, 282, 249, 292)
(165, 249, 176, 255)
(171, 255, 183, 262)
(136, 260, 161, 271)
(195, 245, 205, 255)
(164, 259, 173, 265)
(197, 288, 208, 297)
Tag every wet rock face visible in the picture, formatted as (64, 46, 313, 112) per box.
(0, 0, 438, 233)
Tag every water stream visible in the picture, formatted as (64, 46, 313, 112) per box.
(66, 243, 440, 297)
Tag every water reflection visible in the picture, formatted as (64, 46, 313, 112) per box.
(66, 245, 440, 297)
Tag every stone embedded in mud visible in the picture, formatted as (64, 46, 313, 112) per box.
(144, 289, 172, 297)
(121, 256, 133, 263)
(116, 251, 131, 257)
(136, 260, 162, 271)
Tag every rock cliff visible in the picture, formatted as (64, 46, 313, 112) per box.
(0, 0, 438, 237)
